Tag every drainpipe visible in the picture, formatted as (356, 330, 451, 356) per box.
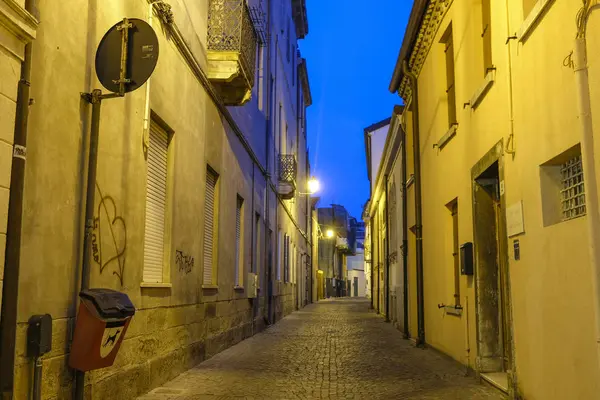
(370, 217, 374, 308)
(376, 209, 380, 313)
(402, 61, 425, 347)
(400, 122, 409, 339)
(263, 0, 272, 326)
(574, 5, 600, 372)
(0, 0, 38, 396)
(385, 174, 390, 322)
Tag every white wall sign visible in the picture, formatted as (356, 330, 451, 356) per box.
(507, 201, 525, 237)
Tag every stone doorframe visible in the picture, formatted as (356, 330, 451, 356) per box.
(470, 139, 517, 397)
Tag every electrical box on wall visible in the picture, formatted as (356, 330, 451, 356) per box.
(27, 314, 52, 357)
(460, 242, 474, 275)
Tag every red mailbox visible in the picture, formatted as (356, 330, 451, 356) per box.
(69, 289, 135, 371)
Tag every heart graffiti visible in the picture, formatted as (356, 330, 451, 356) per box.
(92, 183, 127, 286)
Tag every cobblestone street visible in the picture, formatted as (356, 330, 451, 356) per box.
(138, 298, 505, 400)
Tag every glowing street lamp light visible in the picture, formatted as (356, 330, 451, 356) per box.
(307, 177, 320, 194)
(326, 229, 334, 239)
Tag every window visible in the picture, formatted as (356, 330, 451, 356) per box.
(481, 0, 492, 75)
(277, 229, 282, 280)
(253, 213, 260, 274)
(235, 195, 244, 287)
(256, 46, 265, 111)
(447, 199, 460, 307)
(143, 120, 171, 283)
(286, 20, 291, 63)
(203, 166, 219, 286)
(278, 103, 283, 152)
(388, 181, 397, 251)
(561, 155, 586, 221)
(284, 234, 290, 282)
(540, 144, 585, 226)
(441, 24, 457, 127)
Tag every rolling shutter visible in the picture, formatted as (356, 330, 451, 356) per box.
(203, 168, 217, 285)
(284, 234, 289, 282)
(235, 196, 243, 286)
(143, 122, 169, 283)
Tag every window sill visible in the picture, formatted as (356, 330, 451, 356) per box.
(518, 0, 555, 43)
(140, 282, 172, 289)
(234, 285, 245, 291)
(470, 70, 495, 110)
(202, 284, 219, 290)
(436, 124, 458, 150)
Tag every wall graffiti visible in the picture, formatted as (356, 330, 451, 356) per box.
(92, 183, 127, 286)
(176, 250, 194, 274)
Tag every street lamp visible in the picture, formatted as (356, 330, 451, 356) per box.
(307, 176, 320, 194)
(299, 176, 320, 196)
(326, 229, 334, 238)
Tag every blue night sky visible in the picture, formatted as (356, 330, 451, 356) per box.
(299, 1, 411, 219)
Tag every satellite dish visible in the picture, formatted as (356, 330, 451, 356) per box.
(95, 18, 159, 94)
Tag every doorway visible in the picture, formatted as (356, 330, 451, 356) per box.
(353, 277, 358, 297)
(471, 141, 513, 392)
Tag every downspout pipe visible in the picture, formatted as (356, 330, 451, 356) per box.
(370, 217, 374, 308)
(0, 0, 38, 395)
(263, 0, 272, 326)
(574, 29, 600, 374)
(402, 61, 425, 347)
(400, 125, 409, 339)
(385, 174, 390, 322)
(376, 211, 380, 313)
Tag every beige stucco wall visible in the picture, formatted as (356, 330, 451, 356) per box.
(7, 0, 312, 398)
(402, 0, 600, 398)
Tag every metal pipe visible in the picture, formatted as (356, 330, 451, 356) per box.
(0, 0, 37, 394)
(32, 357, 42, 400)
(574, 35, 600, 374)
(385, 174, 390, 322)
(263, 0, 272, 326)
(370, 218, 374, 308)
(400, 121, 409, 339)
(402, 61, 425, 347)
(376, 210, 380, 313)
(464, 295, 471, 376)
(74, 88, 102, 400)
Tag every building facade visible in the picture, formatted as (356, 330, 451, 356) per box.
(364, 114, 405, 318)
(387, 0, 600, 398)
(346, 220, 365, 297)
(0, 0, 315, 398)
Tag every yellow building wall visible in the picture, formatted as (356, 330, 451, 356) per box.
(406, 0, 600, 398)
(8, 0, 310, 398)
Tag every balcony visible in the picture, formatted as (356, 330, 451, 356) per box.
(277, 154, 297, 199)
(207, 0, 258, 106)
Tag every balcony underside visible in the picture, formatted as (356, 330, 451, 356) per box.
(277, 182, 296, 200)
(207, 51, 253, 105)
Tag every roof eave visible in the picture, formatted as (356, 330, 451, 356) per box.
(388, 0, 429, 94)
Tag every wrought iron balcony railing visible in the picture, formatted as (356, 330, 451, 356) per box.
(278, 154, 297, 184)
(207, 0, 258, 105)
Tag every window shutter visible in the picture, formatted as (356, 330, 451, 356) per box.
(204, 168, 217, 285)
(235, 196, 242, 286)
(143, 122, 168, 283)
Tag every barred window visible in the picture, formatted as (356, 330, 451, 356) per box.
(561, 155, 586, 221)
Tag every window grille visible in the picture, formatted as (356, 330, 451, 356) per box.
(561, 155, 586, 221)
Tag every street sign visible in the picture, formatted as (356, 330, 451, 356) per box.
(95, 18, 159, 94)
